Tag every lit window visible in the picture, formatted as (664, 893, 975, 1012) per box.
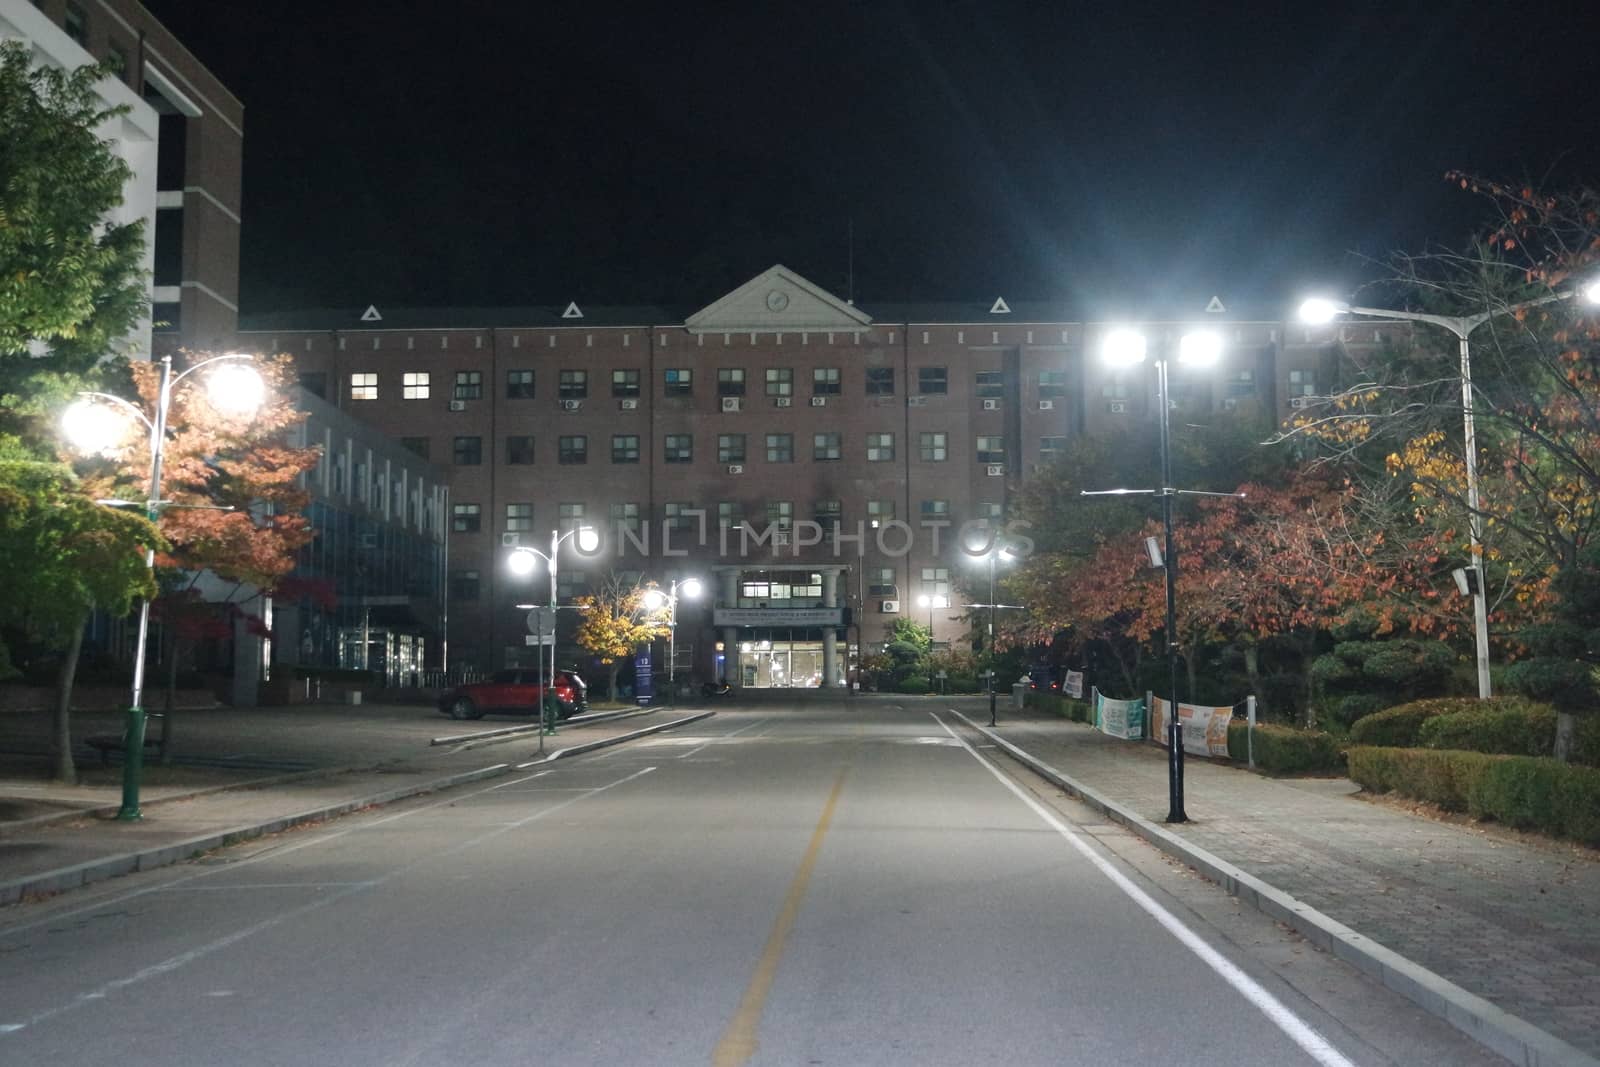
(867, 433, 894, 461)
(921, 567, 950, 596)
(403, 372, 430, 399)
(350, 372, 377, 400)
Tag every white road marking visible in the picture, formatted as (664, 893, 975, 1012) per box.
(935, 714, 1357, 1067)
(677, 716, 774, 759)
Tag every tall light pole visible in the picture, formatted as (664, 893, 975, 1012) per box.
(61, 353, 265, 821)
(508, 525, 599, 730)
(967, 544, 1019, 726)
(1087, 327, 1232, 825)
(1299, 283, 1600, 699)
(643, 577, 702, 702)
(915, 592, 948, 640)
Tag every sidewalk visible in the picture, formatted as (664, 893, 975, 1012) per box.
(955, 698, 1600, 1067)
(0, 702, 713, 907)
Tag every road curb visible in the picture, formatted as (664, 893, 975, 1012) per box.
(951, 710, 1600, 1067)
(0, 711, 716, 909)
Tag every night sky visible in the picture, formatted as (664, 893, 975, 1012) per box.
(142, 0, 1600, 317)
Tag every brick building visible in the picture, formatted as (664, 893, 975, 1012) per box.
(232, 266, 1409, 688)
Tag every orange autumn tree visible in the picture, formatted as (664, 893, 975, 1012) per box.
(573, 574, 671, 701)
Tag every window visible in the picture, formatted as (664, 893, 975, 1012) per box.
(350, 372, 377, 401)
(106, 41, 129, 80)
(918, 367, 948, 394)
(401, 436, 429, 459)
(814, 500, 842, 529)
(664, 434, 694, 463)
(454, 371, 483, 400)
(64, 3, 87, 45)
(559, 435, 588, 464)
(718, 434, 746, 464)
(1225, 369, 1256, 397)
(976, 501, 1003, 522)
(976, 371, 1005, 399)
(665, 368, 693, 396)
(506, 435, 535, 465)
(505, 503, 533, 532)
(453, 436, 482, 465)
(611, 502, 641, 534)
(717, 369, 746, 397)
(765, 433, 793, 463)
(976, 436, 1006, 464)
(766, 501, 794, 530)
(506, 369, 535, 399)
(866, 433, 894, 461)
(452, 503, 481, 533)
(718, 501, 743, 527)
(920, 499, 950, 519)
(813, 432, 841, 461)
(558, 502, 587, 535)
(1040, 436, 1068, 462)
(449, 570, 480, 601)
(1038, 370, 1068, 399)
(866, 500, 895, 527)
(866, 367, 895, 395)
(403, 372, 431, 399)
(612, 369, 641, 397)
(1101, 378, 1131, 399)
(919, 432, 947, 462)
(868, 567, 897, 597)
(299, 372, 327, 399)
(765, 368, 794, 398)
(558, 569, 587, 600)
(813, 368, 841, 396)
(664, 502, 696, 532)
(559, 370, 588, 399)
(612, 434, 640, 464)
(921, 567, 951, 596)
(1288, 369, 1316, 396)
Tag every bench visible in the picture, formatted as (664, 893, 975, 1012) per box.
(85, 712, 170, 766)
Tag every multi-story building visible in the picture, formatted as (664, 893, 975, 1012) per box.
(5, 0, 242, 353)
(232, 265, 1410, 688)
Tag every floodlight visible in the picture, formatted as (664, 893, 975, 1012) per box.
(207, 362, 266, 415)
(1178, 330, 1222, 367)
(1100, 328, 1147, 368)
(507, 549, 538, 576)
(1297, 298, 1348, 324)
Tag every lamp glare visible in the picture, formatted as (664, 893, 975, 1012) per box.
(576, 526, 600, 552)
(1178, 330, 1223, 367)
(207, 362, 265, 415)
(680, 578, 703, 599)
(1298, 298, 1344, 324)
(507, 549, 538, 576)
(61, 399, 128, 455)
(1100, 328, 1147, 368)
(642, 589, 666, 611)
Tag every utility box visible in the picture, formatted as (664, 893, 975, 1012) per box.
(1012, 682, 1027, 709)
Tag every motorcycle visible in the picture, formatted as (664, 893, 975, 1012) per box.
(700, 679, 733, 698)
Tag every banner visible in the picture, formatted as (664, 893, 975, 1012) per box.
(1149, 697, 1233, 757)
(1092, 688, 1146, 740)
(634, 650, 654, 705)
(1063, 670, 1084, 699)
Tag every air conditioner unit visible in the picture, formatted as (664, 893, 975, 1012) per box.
(721, 396, 742, 412)
(448, 400, 466, 412)
(773, 397, 791, 408)
(501, 532, 521, 547)
(620, 398, 639, 410)
(727, 464, 744, 475)
(986, 464, 1005, 477)
(561, 399, 582, 412)
(1107, 401, 1128, 414)
(810, 396, 826, 407)
(907, 396, 927, 407)
(982, 398, 1000, 411)
(1290, 396, 1310, 409)
(880, 599, 900, 613)
(1038, 399, 1055, 410)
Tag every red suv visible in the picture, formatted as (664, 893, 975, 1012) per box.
(440, 669, 588, 721)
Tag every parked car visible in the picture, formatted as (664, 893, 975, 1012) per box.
(439, 669, 588, 720)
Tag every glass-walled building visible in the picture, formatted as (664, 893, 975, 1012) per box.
(710, 565, 847, 688)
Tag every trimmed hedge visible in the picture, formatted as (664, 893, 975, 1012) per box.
(1348, 697, 1489, 747)
(1419, 703, 1556, 758)
(1225, 721, 1343, 775)
(1348, 746, 1600, 847)
(1025, 689, 1092, 723)
(894, 677, 932, 695)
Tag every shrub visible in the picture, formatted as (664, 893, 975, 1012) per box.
(1226, 721, 1342, 775)
(1347, 697, 1485, 747)
(894, 677, 931, 695)
(1418, 702, 1556, 757)
(1333, 693, 1389, 728)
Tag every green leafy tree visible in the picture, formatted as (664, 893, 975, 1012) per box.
(1504, 540, 1600, 761)
(0, 449, 161, 782)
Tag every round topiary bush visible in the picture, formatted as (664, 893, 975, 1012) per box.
(1333, 693, 1390, 728)
(895, 677, 931, 695)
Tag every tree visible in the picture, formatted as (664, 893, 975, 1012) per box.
(0, 43, 147, 375)
(0, 450, 161, 782)
(1504, 539, 1600, 761)
(572, 574, 670, 701)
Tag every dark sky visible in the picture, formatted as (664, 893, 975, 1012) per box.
(142, 0, 1600, 316)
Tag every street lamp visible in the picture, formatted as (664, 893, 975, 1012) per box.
(965, 542, 1019, 726)
(507, 525, 599, 731)
(60, 352, 264, 821)
(1298, 282, 1600, 699)
(643, 576, 702, 701)
(1092, 326, 1225, 824)
(916, 593, 949, 692)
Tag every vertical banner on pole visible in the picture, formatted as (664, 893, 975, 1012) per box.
(634, 649, 654, 706)
(1247, 694, 1257, 769)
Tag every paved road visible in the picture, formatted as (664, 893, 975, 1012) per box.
(0, 704, 1501, 1065)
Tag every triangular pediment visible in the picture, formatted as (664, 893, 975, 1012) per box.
(684, 265, 873, 334)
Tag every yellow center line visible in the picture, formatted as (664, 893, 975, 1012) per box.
(712, 766, 849, 1067)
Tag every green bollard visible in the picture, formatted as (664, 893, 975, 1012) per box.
(117, 705, 146, 821)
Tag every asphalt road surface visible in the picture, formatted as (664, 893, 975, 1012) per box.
(0, 702, 1505, 1065)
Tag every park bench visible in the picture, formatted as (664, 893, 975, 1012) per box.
(85, 712, 170, 766)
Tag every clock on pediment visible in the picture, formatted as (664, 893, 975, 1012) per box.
(766, 290, 790, 312)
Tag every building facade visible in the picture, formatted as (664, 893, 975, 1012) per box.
(5, 0, 243, 353)
(231, 265, 1408, 686)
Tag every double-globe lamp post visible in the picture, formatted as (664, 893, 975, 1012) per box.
(968, 544, 1017, 727)
(1299, 278, 1600, 699)
(1096, 327, 1225, 824)
(508, 526, 599, 730)
(643, 577, 703, 702)
(60, 353, 265, 821)
(916, 593, 948, 691)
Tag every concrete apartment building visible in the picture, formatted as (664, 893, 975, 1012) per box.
(233, 266, 1410, 688)
(4, 0, 242, 353)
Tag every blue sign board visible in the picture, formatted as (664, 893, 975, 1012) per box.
(634, 650, 654, 705)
